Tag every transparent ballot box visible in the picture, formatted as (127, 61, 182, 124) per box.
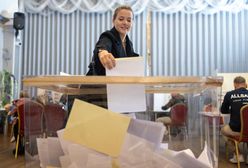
(22, 76, 223, 168)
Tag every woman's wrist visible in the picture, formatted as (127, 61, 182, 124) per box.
(98, 49, 107, 53)
(97, 49, 116, 69)
(98, 49, 108, 58)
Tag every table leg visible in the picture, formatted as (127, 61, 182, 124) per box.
(212, 117, 218, 167)
(200, 115, 204, 149)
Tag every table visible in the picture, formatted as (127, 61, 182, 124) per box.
(149, 111, 170, 121)
(199, 112, 229, 166)
(199, 112, 220, 166)
(152, 110, 170, 121)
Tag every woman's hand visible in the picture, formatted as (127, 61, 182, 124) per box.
(98, 50, 116, 69)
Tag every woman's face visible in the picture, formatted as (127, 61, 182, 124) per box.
(113, 9, 133, 38)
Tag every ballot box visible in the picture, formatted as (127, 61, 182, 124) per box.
(22, 76, 222, 168)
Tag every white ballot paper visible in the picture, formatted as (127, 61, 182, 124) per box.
(59, 155, 72, 168)
(162, 142, 213, 168)
(37, 137, 64, 168)
(106, 57, 146, 113)
(127, 118, 165, 150)
(37, 138, 49, 168)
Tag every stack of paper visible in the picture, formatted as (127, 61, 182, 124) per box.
(161, 142, 213, 168)
(36, 99, 213, 168)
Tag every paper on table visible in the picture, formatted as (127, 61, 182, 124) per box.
(106, 57, 146, 113)
(63, 99, 131, 157)
(60, 72, 71, 76)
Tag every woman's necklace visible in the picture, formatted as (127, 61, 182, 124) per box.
(122, 38, 126, 48)
(122, 38, 127, 55)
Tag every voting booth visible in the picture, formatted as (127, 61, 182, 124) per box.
(22, 75, 223, 168)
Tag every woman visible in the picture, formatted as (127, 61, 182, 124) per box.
(86, 5, 139, 75)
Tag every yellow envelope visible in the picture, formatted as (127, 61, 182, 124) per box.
(63, 99, 131, 157)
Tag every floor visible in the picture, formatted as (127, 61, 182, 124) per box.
(164, 132, 248, 168)
(218, 139, 248, 168)
(0, 128, 247, 167)
(0, 133, 25, 167)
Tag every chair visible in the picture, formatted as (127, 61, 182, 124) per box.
(225, 104, 248, 168)
(43, 103, 66, 137)
(26, 100, 44, 133)
(15, 99, 44, 158)
(166, 103, 188, 141)
(15, 100, 25, 158)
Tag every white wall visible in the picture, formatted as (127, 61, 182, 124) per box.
(2, 26, 14, 72)
(0, 25, 14, 72)
(153, 93, 171, 111)
(0, 27, 3, 71)
(0, 0, 18, 18)
(0, 0, 18, 72)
